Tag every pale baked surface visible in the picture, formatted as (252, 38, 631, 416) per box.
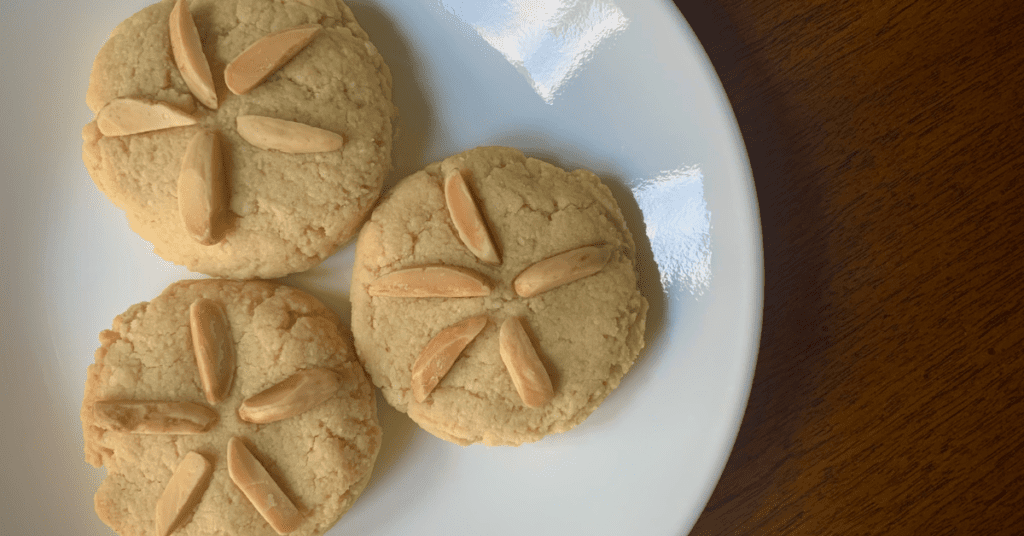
(82, 0, 396, 279)
(81, 279, 381, 536)
(350, 146, 649, 446)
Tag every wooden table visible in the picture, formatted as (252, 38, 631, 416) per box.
(671, 1, 1024, 534)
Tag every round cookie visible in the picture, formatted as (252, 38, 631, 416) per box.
(350, 146, 649, 446)
(81, 279, 381, 536)
(82, 0, 397, 279)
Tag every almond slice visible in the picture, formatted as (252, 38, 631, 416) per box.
(411, 315, 488, 402)
(238, 368, 341, 424)
(189, 298, 235, 404)
(93, 401, 218, 434)
(235, 115, 344, 153)
(225, 24, 322, 95)
(513, 244, 613, 298)
(227, 437, 303, 535)
(444, 169, 501, 264)
(169, 0, 218, 109)
(367, 265, 492, 298)
(498, 317, 554, 408)
(155, 451, 213, 536)
(178, 129, 227, 246)
(96, 97, 198, 137)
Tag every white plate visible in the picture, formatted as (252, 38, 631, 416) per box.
(0, 0, 762, 534)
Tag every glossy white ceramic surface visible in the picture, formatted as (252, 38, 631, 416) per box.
(0, 0, 762, 534)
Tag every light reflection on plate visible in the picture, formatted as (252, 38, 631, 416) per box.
(634, 165, 713, 294)
(441, 0, 629, 103)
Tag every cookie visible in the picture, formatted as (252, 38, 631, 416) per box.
(82, 0, 397, 279)
(350, 147, 648, 446)
(81, 279, 381, 536)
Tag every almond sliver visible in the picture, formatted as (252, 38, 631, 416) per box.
(498, 317, 554, 408)
(513, 244, 613, 298)
(93, 401, 218, 434)
(225, 24, 321, 95)
(178, 129, 227, 246)
(411, 315, 488, 402)
(227, 437, 303, 535)
(367, 265, 492, 298)
(444, 169, 500, 264)
(155, 451, 213, 536)
(169, 0, 217, 109)
(236, 115, 344, 153)
(238, 368, 341, 424)
(189, 298, 235, 403)
(96, 97, 198, 137)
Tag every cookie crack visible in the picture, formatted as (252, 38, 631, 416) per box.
(507, 198, 599, 221)
(282, 309, 320, 332)
(448, 382, 518, 408)
(278, 68, 325, 101)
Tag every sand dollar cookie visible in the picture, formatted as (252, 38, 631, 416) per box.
(350, 146, 649, 446)
(82, 0, 397, 278)
(82, 279, 381, 536)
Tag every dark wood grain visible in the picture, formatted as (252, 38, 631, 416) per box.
(672, 1, 1024, 534)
